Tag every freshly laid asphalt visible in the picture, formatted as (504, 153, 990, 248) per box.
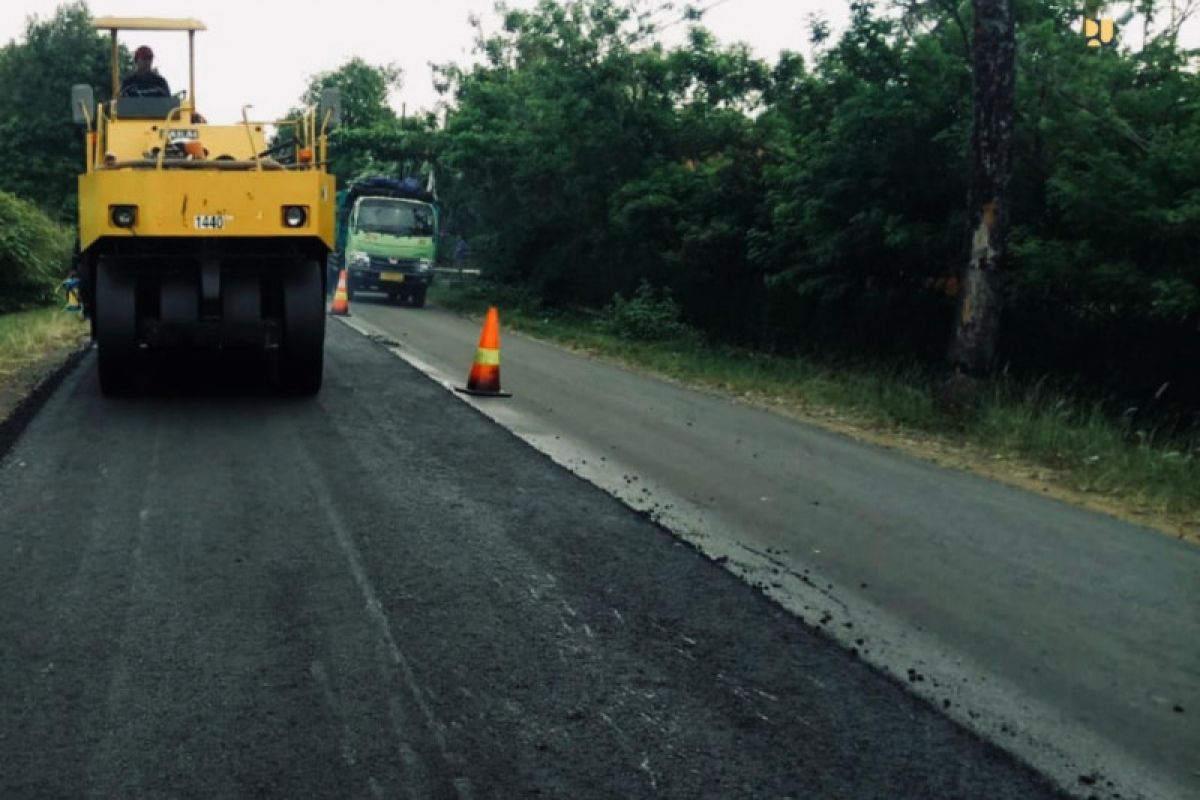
(347, 299, 1200, 800)
(0, 321, 1067, 799)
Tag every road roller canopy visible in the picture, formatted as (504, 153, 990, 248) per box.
(92, 17, 207, 110)
(91, 17, 207, 31)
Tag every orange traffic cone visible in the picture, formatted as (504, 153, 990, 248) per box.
(455, 306, 512, 397)
(330, 269, 350, 316)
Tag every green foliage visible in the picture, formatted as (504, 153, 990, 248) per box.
(301, 57, 403, 130)
(0, 2, 113, 222)
(610, 144, 771, 342)
(431, 1, 686, 303)
(328, 115, 442, 188)
(994, 1, 1200, 403)
(599, 279, 696, 342)
(0, 190, 73, 312)
(272, 58, 416, 185)
(749, 0, 972, 357)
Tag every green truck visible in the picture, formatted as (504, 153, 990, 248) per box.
(330, 177, 438, 307)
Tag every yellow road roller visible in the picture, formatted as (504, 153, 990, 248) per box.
(71, 17, 340, 395)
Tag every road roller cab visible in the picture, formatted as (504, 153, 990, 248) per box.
(71, 17, 340, 395)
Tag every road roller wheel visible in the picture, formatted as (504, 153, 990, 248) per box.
(95, 255, 138, 396)
(280, 258, 325, 395)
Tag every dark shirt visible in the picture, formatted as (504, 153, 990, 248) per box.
(120, 70, 170, 97)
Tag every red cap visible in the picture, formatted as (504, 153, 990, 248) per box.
(134, 45, 153, 61)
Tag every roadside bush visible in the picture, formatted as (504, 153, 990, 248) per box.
(599, 280, 698, 343)
(0, 190, 72, 313)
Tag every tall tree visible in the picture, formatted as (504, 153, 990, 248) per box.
(432, 0, 681, 303)
(751, 2, 972, 358)
(277, 58, 406, 183)
(300, 57, 403, 130)
(0, 2, 113, 222)
(947, 0, 1016, 382)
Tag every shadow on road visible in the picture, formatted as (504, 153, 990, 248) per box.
(113, 349, 310, 400)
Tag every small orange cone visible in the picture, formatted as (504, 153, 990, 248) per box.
(330, 269, 350, 316)
(455, 306, 512, 397)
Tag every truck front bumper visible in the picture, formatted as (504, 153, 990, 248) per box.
(347, 268, 433, 293)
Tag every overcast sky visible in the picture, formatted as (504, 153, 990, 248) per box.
(1, 1, 1197, 125)
(0, 0, 852, 124)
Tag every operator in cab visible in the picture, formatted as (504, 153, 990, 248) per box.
(120, 45, 170, 97)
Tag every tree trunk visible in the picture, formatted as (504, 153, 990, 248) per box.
(947, 0, 1016, 380)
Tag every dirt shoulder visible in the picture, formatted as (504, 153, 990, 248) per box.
(0, 340, 83, 419)
(0, 322, 90, 460)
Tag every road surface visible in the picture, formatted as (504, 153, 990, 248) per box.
(0, 321, 1070, 798)
(342, 296, 1200, 800)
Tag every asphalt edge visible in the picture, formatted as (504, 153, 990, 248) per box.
(0, 341, 90, 464)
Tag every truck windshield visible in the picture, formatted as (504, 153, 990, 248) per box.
(354, 200, 434, 236)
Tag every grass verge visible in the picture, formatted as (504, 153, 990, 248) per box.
(431, 282, 1199, 541)
(0, 307, 89, 414)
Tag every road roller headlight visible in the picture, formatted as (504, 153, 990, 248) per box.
(348, 251, 370, 268)
(110, 205, 137, 228)
(282, 205, 308, 228)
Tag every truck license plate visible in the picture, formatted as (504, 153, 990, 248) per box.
(194, 214, 225, 230)
(380, 272, 404, 283)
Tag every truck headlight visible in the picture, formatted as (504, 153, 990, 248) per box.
(416, 259, 432, 272)
(348, 251, 370, 268)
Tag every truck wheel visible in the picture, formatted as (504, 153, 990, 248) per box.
(95, 255, 137, 396)
(410, 286, 427, 308)
(281, 258, 324, 395)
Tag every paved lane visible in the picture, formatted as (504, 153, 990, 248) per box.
(0, 322, 1070, 799)
(346, 298, 1200, 800)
